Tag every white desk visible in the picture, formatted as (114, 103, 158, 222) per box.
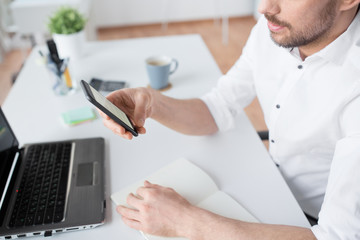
(2, 34, 309, 239)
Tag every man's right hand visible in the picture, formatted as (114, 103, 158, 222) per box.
(97, 87, 154, 140)
(98, 86, 218, 139)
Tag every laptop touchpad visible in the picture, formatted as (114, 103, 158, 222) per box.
(77, 162, 97, 186)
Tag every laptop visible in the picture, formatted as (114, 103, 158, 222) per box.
(0, 107, 105, 239)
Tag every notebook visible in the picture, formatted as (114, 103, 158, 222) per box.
(0, 107, 106, 239)
(111, 158, 259, 240)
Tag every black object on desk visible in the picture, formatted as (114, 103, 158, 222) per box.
(46, 39, 62, 71)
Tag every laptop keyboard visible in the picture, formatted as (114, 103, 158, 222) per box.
(8, 142, 72, 228)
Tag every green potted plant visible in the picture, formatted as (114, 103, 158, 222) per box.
(48, 6, 87, 60)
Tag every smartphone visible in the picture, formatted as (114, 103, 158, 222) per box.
(80, 80, 138, 137)
(90, 78, 128, 92)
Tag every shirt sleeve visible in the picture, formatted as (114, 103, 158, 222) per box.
(311, 83, 360, 239)
(200, 19, 261, 132)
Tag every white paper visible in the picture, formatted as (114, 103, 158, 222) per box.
(111, 158, 218, 206)
(111, 158, 259, 240)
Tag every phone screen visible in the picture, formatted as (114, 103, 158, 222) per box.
(81, 80, 137, 136)
(87, 84, 134, 130)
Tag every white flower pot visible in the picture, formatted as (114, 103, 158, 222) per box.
(53, 30, 85, 61)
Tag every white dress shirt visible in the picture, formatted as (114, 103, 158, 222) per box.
(201, 12, 360, 239)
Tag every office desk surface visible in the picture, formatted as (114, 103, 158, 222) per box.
(3, 34, 309, 239)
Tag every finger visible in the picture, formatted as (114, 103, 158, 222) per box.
(144, 180, 162, 189)
(126, 193, 143, 209)
(123, 132, 134, 140)
(143, 180, 152, 188)
(116, 205, 140, 220)
(102, 119, 125, 135)
(96, 108, 110, 120)
(121, 216, 142, 231)
(136, 183, 163, 199)
(135, 186, 148, 199)
(136, 126, 146, 135)
(102, 119, 133, 140)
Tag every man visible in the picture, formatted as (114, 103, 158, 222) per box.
(100, 0, 360, 239)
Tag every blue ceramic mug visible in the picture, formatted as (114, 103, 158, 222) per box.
(146, 56, 179, 90)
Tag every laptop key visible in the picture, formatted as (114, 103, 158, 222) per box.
(28, 207, 37, 215)
(8, 218, 16, 228)
(15, 217, 25, 227)
(44, 209, 54, 224)
(8, 213, 17, 228)
(53, 211, 64, 223)
(34, 212, 44, 225)
(25, 214, 35, 226)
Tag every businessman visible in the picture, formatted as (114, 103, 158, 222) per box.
(100, 0, 360, 239)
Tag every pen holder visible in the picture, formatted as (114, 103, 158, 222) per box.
(45, 56, 77, 96)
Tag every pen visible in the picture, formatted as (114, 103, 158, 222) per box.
(60, 58, 73, 88)
(37, 50, 48, 65)
(63, 67, 73, 88)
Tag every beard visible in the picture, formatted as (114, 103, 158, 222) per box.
(265, 1, 337, 48)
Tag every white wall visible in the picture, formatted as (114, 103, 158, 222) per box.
(254, 0, 261, 19)
(93, 0, 255, 28)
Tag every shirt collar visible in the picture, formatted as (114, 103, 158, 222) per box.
(289, 10, 360, 65)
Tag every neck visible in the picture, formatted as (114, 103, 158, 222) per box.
(299, 7, 358, 60)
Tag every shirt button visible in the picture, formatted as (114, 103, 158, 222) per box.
(271, 139, 275, 143)
(276, 104, 280, 109)
(298, 65, 303, 69)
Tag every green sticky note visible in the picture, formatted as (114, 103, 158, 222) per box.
(62, 107, 97, 125)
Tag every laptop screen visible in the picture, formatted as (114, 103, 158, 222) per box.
(0, 108, 19, 212)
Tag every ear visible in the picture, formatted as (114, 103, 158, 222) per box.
(339, 0, 360, 11)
